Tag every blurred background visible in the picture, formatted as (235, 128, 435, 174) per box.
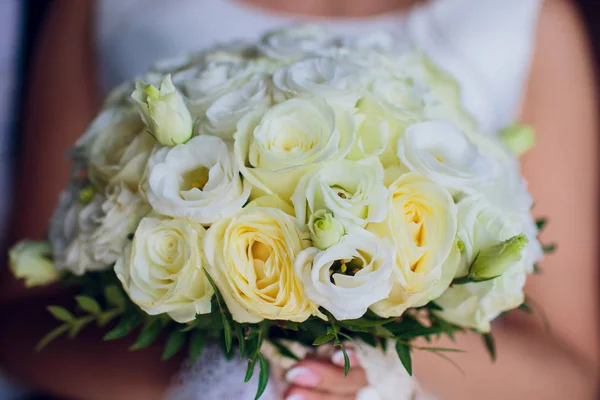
(0, 0, 598, 399)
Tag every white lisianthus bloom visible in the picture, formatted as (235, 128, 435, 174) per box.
(234, 97, 355, 200)
(291, 157, 388, 228)
(80, 107, 155, 190)
(49, 188, 108, 275)
(204, 207, 316, 323)
(434, 271, 527, 333)
(272, 58, 362, 109)
(200, 76, 271, 140)
(397, 121, 495, 194)
(9, 241, 59, 287)
(258, 25, 334, 61)
(145, 135, 250, 225)
(367, 172, 459, 317)
(295, 232, 394, 320)
(434, 195, 535, 331)
(50, 183, 150, 275)
(115, 215, 214, 323)
(131, 74, 193, 146)
(371, 77, 430, 122)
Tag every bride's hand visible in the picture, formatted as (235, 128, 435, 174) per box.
(283, 349, 368, 400)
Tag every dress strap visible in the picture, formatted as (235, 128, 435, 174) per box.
(406, 0, 544, 133)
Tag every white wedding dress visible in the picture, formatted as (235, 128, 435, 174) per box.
(95, 0, 543, 398)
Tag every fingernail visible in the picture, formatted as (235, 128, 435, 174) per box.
(285, 366, 320, 387)
(285, 394, 306, 400)
(332, 349, 358, 367)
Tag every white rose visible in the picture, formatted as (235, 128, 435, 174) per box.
(234, 97, 355, 200)
(295, 232, 394, 320)
(291, 157, 388, 228)
(367, 172, 459, 317)
(396, 121, 496, 194)
(9, 241, 59, 287)
(115, 215, 214, 323)
(258, 25, 334, 61)
(85, 107, 155, 190)
(370, 77, 431, 121)
(272, 58, 362, 109)
(183, 61, 256, 112)
(434, 271, 526, 332)
(200, 76, 271, 140)
(145, 135, 250, 225)
(50, 183, 150, 275)
(345, 113, 390, 161)
(131, 74, 194, 146)
(204, 207, 316, 323)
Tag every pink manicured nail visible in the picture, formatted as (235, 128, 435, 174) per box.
(332, 349, 358, 367)
(285, 366, 321, 387)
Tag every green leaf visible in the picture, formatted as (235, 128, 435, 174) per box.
(189, 330, 206, 363)
(313, 333, 335, 346)
(395, 342, 412, 376)
(536, 218, 547, 232)
(36, 324, 69, 351)
(542, 244, 556, 254)
(244, 358, 257, 383)
(162, 329, 186, 360)
(338, 316, 397, 329)
(532, 264, 543, 275)
(482, 333, 496, 362)
(204, 271, 233, 353)
(235, 324, 245, 360)
(338, 344, 350, 376)
(254, 353, 269, 400)
(47, 306, 74, 323)
(270, 340, 300, 361)
(373, 325, 395, 339)
(104, 312, 143, 340)
(518, 302, 533, 314)
(416, 347, 465, 353)
(75, 296, 102, 315)
(104, 285, 126, 309)
(68, 316, 95, 338)
(130, 319, 163, 350)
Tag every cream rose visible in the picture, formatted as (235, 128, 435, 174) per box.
(291, 157, 388, 228)
(115, 215, 214, 323)
(295, 232, 394, 320)
(234, 97, 355, 200)
(203, 207, 315, 323)
(396, 121, 496, 194)
(145, 135, 250, 225)
(368, 172, 459, 317)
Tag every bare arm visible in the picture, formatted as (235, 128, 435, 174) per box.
(415, 0, 598, 398)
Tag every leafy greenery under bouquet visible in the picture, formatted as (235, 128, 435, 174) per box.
(9, 25, 552, 399)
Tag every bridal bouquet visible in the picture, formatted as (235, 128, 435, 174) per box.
(9, 26, 548, 399)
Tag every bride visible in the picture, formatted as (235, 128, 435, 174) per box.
(0, 0, 597, 399)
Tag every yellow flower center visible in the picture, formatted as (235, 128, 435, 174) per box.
(182, 167, 210, 191)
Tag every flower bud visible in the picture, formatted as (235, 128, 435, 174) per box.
(132, 74, 193, 146)
(500, 124, 536, 157)
(9, 241, 59, 287)
(469, 234, 528, 281)
(308, 210, 345, 250)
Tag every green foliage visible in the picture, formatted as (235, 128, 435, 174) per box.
(162, 329, 186, 360)
(395, 342, 412, 376)
(482, 333, 496, 362)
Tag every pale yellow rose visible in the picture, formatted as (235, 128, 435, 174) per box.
(368, 172, 459, 317)
(234, 97, 355, 200)
(9, 241, 59, 287)
(203, 207, 316, 323)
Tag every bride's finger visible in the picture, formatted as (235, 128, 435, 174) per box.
(284, 359, 368, 395)
(284, 387, 354, 400)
